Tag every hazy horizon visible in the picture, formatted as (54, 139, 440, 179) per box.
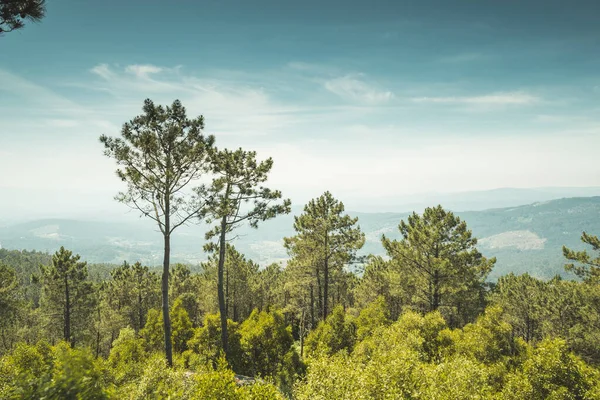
(2, 185, 600, 224)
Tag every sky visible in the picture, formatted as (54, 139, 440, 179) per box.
(1, 0, 600, 220)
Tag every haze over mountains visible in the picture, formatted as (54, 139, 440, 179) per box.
(2, 187, 599, 281)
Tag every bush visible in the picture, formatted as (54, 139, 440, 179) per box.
(0, 341, 109, 399)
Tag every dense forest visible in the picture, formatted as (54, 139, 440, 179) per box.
(2, 100, 600, 399)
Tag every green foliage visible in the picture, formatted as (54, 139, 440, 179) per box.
(353, 255, 403, 320)
(120, 353, 189, 399)
(0, 263, 21, 353)
(284, 191, 365, 321)
(107, 327, 147, 385)
(99, 99, 214, 233)
(382, 205, 494, 326)
(0, 341, 109, 399)
(187, 313, 244, 372)
(355, 295, 390, 341)
(171, 297, 194, 353)
(420, 356, 493, 399)
(190, 363, 239, 399)
(489, 273, 600, 366)
(305, 305, 356, 358)
(442, 305, 518, 360)
(0, 0, 46, 35)
(501, 339, 600, 399)
(563, 232, 600, 283)
(238, 308, 295, 378)
(105, 261, 160, 333)
(40, 247, 96, 347)
(140, 308, 164, 353)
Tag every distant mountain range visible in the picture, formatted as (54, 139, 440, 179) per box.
(1, 196, 599, 280)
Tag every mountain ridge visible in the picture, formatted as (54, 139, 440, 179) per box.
(1, 196, 599, 280)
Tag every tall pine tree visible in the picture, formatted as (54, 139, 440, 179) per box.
(100, 99, 214, 366)
(202, 148, 290, 360)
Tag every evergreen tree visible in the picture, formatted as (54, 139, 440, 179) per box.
(382, 205, 494, 326)
(40, 247, 95, 347)
(100, 99, 214, 366)
(202, 148, 290, 360)
(107, 261, 160, 333)
(284, 191, 365, 320)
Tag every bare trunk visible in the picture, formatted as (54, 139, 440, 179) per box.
(64, 277, 71, 346)
(310, 283, 315, 328)
(225, 259, 230, 318)
(432, 270, 440, 311)
(316, 267, 323, 321)
(162, 231, 173, 367)
(217, 215, 229, 358)
(300, 308, 305, 358)
(323, 232, 329, 319)
(95, 303, 101, 358)
(138, 275, 144, 332)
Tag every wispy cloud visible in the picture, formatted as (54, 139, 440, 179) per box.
(0, 68, 113, 128)
(125, 64, 164, 78)
(324, 75, 394, 104)
(85, 63, 309, 138)
(411, 91, 539, 106)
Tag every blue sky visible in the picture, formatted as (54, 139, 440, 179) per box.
(1, 0, 600, 219)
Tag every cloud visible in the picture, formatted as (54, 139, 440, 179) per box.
(411, 91, 539, 106)
(90, 64, 115, 80)
(125, 64, 164, 78)
(83, 63, 308, 138)
(0, 68, 113, 129)
(324, 75, 394, 104)
(3, 62, 600, 220)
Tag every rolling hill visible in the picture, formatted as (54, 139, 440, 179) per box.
(1, 196, 598, 280)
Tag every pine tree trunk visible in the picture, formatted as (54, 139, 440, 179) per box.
(96, 304, 101, 358)
(323, 232, 329, 319)
(162, 231, 173, 367)
(432, 270, 440, 311)
(138, 276, 144, 332)
(300, 308, 305, 357)
(310, 283, 315, 328)
(218, 215, 229, 358)
(225, 259, 230, 319)
(64, 276, 71, 346)
(316, 267, 323, 321)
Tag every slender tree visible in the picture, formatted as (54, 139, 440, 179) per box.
(100, 99, 214, 366)
(0, 0, 46, 35)
(284, 192, 365, 320)
(202, 148, 291, 359)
